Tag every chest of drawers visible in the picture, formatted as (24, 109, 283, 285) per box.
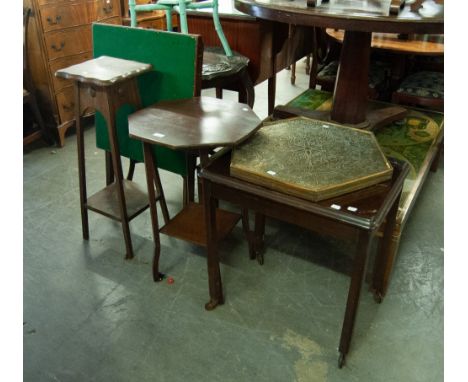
(24, 0, 122, 146)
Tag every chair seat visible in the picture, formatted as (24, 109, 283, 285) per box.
(395, 71, 443, 99)
(202, 46, 249, 80)
(317, 60, 390, 89)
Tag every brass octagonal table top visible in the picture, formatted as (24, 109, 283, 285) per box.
(230, 117, 393, 201)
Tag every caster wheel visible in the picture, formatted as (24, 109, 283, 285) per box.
(257, 252, 264, 265)
(153, 272, 165, 282)
(205, 298, 224, 311)
(338, 353, 345, 368)
(373, 291, 383, 304)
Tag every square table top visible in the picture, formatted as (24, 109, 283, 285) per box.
(55, 56, 152, 86)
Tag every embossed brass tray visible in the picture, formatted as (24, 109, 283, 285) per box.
(230, 117, 393, 201)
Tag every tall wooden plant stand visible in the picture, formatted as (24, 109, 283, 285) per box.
(55, 56, 167, 259)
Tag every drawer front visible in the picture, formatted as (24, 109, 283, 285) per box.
(38, 0, 86, 6)
(55, 87, 76, 123)
(96, 16, 121, 26)
(49, 52, 93, 92)
(44, 25, 92, 60)
(95, 0, 120, 21)
(40, 2, 89, 33)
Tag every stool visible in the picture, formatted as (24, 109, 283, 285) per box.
(55, 56, 169, 259)
(129, 0, 255, 108)
(202, 47, 254, 107)
(392, 71, 444, 112)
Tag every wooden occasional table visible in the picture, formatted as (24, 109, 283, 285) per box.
(128, 96, 262, 279)
(199, 149, 409, 367)
(234, 0, 444, 127)
(55, 56, 155, 259)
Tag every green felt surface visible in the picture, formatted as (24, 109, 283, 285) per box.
(92, 24, 201, 176)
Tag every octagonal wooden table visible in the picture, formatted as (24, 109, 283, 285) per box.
(128, 96, 262, 280)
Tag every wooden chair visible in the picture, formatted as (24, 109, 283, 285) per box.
(23, 7, 53, 146)
(392, 71, 444, 112)
(129, 0, 231, 56)
(129, 0, 254, 108)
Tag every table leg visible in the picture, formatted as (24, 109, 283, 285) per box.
(203, 179, 224, 311)
(372, 190, 403, 301)
(75, 83, 89, 240)
(338, 229, 373, 368)
(268, 75, 276, 116)
(254, 213, 266, 265)
(143, 143, 164, 282)
(241, 209, 256, 260)
(101, 91, 134, 260)
(105, 151, 114, 186)
(331, 31, 371, 125)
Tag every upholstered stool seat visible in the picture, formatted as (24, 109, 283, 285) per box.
(392, 71, 443, 111)
(316, 60, 390, 99)
(202, 46, 254, 107)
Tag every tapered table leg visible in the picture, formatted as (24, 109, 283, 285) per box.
(203, 179, 224, 311)
(338, 230, 373, 368)
(143, 143, 164, 282)
(372, 190, 403, 301)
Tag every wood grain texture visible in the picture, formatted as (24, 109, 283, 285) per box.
(129, 97, 262, 150)
(326, 29, 444, 55)
(24, 0, 123, 146)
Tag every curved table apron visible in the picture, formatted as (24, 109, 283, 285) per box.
(235, 0, 444, 126)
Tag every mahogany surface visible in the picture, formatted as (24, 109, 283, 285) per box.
(235, 0, 443, 34)
(234, 0, 443, 125)
(160, 202, 241, 247)
(128, 97, 262, 150)
(326, 29, 444, 56)
(199, 149, 409, 366)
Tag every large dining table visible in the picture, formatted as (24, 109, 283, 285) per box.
(234, 0, 444, 126)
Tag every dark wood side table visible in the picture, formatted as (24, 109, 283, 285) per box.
(128, 96, 262, 280)
(199, 149, 409, 367)
(55, 56, 161, 259)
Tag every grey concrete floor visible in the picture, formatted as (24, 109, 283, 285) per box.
(23, 60, 444, 381)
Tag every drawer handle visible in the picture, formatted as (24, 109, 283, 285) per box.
(51, 42, 65, 51)
(46, 15, 62, 25)
(62, 102, 75, 112)
(103, 4, 113, 14)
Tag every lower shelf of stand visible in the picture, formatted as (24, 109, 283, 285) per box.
(160, 202, 241, 247)
(87, 180, 149, 221)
